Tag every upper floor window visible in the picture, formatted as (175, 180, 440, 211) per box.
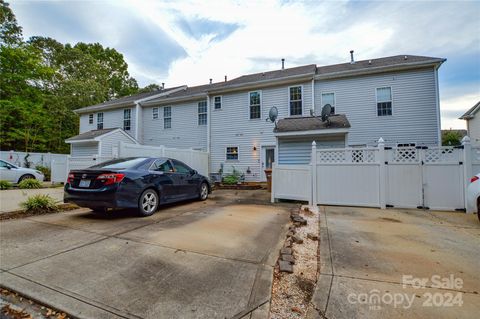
(198, 101, 207, 125)
(249, 91, 261, 119)
(123, 109, 131, 131)
(226, 146, 239, 160)
(88, 114, 93, 124)
(289, 86, 302, 116)
(152, 107, 159, 120)
(97, 113, 103, 130)
(321, 92, 335, 114)
(376, 87, 392, 116)
(164, 106, 171, 129)
(214, 96, 222, 110)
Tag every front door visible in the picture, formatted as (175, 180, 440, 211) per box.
(261, 146, 275, 181)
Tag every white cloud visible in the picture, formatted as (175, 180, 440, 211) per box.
(441, 93, 479, 130)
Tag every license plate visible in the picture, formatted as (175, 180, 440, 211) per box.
(79, 179, 91, 188)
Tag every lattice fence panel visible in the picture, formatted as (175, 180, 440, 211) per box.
(424, 147, 461, 164)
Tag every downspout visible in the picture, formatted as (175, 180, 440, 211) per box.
(434, 65, 441, 146)
(134, 102, 140, 142)
(311, 78, 315, 114)
(206, 94, 211, 175)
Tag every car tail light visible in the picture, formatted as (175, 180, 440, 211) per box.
(96, 173, 125, 185)
(67, 173, 75, 183)
(471, 176, 479, 183)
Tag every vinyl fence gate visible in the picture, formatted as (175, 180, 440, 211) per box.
(272, 137, 476, 212)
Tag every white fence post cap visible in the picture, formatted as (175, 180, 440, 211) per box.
(461, 136, 471, 144)
(312, 141, 316, 146)
(377, 137, 385, 144)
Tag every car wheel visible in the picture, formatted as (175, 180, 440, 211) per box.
(477, 198, 480, 222)
(18, 174, 35, 183)
(138, 189, 159, 217)
(199, 182, 208, 201)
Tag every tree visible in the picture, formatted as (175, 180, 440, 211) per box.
(0, 3, 141, 153)
(0, 0, 22, 46)
(138, 83, 162, 93)
(442, 131, 461, 146)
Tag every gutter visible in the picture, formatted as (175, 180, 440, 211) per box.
(314, 59, 446, 81)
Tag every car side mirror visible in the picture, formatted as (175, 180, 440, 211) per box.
(191, 169, 197, 175)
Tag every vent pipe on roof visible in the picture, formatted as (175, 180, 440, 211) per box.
(350, 50, 355, 64)
(162, 82, 165, 89)
(281, 58, 285, 70)
(225, 75, 227, 82)
(209, 78, 212, 84)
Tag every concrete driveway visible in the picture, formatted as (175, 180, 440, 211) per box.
(0, 189, 290, 319)
(311, 206, 480, 319)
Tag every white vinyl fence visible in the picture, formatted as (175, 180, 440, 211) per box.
(272, 136, 477, 212)
(0, 151, 69, 169)
(51, 142, 209, 183)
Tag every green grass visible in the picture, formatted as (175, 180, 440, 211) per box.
(18, 178, 42, 189)
(20, 194, 58, 213)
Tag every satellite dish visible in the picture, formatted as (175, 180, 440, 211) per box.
(321, 104, 332, 122)
(267, 106, 278, 123)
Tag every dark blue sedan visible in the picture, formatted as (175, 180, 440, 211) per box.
(64, 157, 211, 216)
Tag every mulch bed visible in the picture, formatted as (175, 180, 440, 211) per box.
(213, 183, 264, 190)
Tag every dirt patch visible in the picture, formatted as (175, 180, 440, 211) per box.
(270, 206, 319, 318)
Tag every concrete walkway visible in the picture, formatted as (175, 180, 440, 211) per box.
(309, 206, 480, 319)
(0, 190, 290, 319)
(0, 187, 64, 213)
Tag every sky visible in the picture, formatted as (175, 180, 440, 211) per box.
(10, 0, 480, 129)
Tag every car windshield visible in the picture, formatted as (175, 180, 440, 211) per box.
(89, 158, 148, 170)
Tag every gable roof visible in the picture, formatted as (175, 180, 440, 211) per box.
(460, 101, 480, 119)
(74, 86, 186, 114)
(274, 114, 351, 133)
(65, 128, 137, 144)
(76, 54, 446, 110)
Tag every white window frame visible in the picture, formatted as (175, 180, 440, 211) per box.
(97, 112, 104, 130)
(288, 85, 303, 116)
(226, 146, 239, 161)
(198, 100, 207, 126)
(152, 107, 159, 120)
(163, 106, 171, 129)
(88, 113, 94, 125)
(375, 86, 393, 117)
(213, 96, 222, 110)
(123, 108, 131, 131)
(321, 92, 336, 115)
(248, 90, 262, 120)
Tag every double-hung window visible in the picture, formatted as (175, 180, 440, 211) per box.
(97, 113, 104, 130)
(198, 101, 207, 125)
(152, 107, 159, 120)
(88, 114, 93, 124)
(226, 147, 239, 160)
(164, 106, 171, 129)
(376, 87, 392, 116)
(289, 86, 302, 116)
(249, 91, 261, 119)
(123, 109, 131, 131)
(214, 96, 222, 110)
(321, 92, 335, 114)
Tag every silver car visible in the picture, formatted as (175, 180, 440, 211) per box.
(0, 159, 45, 183)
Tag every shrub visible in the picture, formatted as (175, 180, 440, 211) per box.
(0, 180, 12, 190)
(18, 178, 42, 189)
(222, 166, 243, 185)
(20, 194, 58, 213)
(35, 165, 51, 181)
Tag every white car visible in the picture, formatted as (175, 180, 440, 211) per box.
(466, 173, 480, 221)
(0, 159, 45, 183)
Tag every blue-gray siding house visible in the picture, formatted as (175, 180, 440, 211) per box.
(69, 54, 445, 181)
